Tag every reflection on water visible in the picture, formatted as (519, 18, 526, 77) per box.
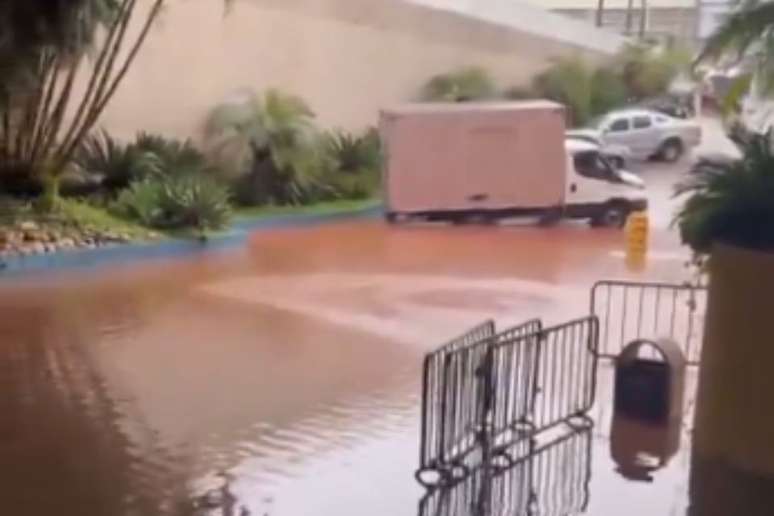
(0, 221, 697, 515)
(418, 425, 592, 516)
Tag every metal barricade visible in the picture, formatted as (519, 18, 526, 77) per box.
(532, 317, 599, 433)
(418, 320, 496, 482)
(590, 280, 707, 365)
(418, 316, 599, 487)
(418, 423, 593, 516)
(488, 319, 543, 455)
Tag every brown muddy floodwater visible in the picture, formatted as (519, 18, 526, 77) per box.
(0, 218, 697, 516)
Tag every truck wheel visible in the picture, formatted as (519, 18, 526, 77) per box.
(591, 204, 628, 228)
(659, 139, 684, 163)
(386, 212, 413, 224)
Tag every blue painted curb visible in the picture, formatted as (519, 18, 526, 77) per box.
(0, 205, 383, 278)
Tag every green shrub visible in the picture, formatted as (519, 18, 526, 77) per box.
(134, 132, 212, 176)
(675, 135, 774, 254)
(618, 44, 681, 101)
(113, 175, 232, 231)
(157, 175, 233, 231)
(75, 130, 162, 192)
(533, 58, 592, 127)
(322, 128, 382, 174)
(76, 131, 216, 195)
(422, 67, 496, 102)
(205, 89, 326, 206)
(112, 180, 164, 227)
(504, 86, 537, 100)
(590, 67, 628, 116)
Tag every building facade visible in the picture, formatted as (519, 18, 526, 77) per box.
(530, 0, 699, 46)
(77, 0, 624, 141)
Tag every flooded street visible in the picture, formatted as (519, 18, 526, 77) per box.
(0, 124, 728, 516)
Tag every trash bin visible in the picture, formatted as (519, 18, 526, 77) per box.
(614, 339, 686, 424)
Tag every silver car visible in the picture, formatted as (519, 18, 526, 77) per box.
(565, 132, 632, 169)
(573, 109, 702, 162)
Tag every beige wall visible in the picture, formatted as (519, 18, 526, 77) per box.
(80, 0, 624, 141)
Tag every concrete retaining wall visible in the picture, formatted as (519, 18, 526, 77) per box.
(80, 0, 625, 140)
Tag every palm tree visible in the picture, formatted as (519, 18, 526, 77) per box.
(205, 89, 329, 205)
(697, 0, 774, 63)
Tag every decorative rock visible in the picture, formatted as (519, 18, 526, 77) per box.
(59, 238, 75, 248)
(18, 221, 39, 232)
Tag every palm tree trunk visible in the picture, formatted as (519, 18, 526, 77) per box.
(639, 0, 648, 39)
(57, 0, 134, 159)
(625, 0, 634, 34)
(55, 0, 165, 173)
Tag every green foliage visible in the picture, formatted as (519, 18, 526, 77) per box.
(134, 132, 212, 176)
(112, 179, 163, 227)
(205, 89, 325, 206)
(504, 86, 537, 100)
(75, 131, 216, 194)
(675, 135, 774, 254)
(75, 130, 162, 192)
(533, 58, 592, 126)
(113, 175, 232, 231)
(722, 74, 753, 116)
(422, 67, 496, 102)
(697, 0, 774, 64)
(618, 44, 680, 101)
(322, 128, 382, 174)
(590, 67, 628, 115)
(157, 175, 233, 231)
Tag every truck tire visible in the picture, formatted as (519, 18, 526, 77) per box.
(591, 203, 629, 229)
(659, 139, 684, 163)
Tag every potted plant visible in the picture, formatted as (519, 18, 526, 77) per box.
(675, 133, 774, 514)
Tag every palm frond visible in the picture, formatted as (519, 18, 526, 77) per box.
(674, 134, 774, 253)
(697, 0, 774, 63)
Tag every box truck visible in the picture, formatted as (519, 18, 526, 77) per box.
(380, 102, 647, 228)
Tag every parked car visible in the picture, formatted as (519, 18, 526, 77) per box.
(573, 109, 702, 162)
(637, 95, 693, 119)
(565, 131, 632, 170)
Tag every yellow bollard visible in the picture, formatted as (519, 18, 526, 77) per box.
(625, 211, 649, 271)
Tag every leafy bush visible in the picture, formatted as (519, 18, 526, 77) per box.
(422, 67, 496, 102)
(75, 130, 162, 192)
(113, 175, 232, 231)
(112, 180, 164, 227)
(674, 135, 774, 254)
(134, 132, 212, 176)
(504, 86, 537, 100)
(76, 131, 216, 194)
(205, 89, 326, 206)
(533, 58, 592, 127)
(618, 44, 681, 101)
(323, 129, 382, 174)
(590, 67, 628, 116)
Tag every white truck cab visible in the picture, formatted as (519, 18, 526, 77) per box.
(564, 139, 647, 227)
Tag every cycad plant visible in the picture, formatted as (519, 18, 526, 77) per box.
(674, 134, 774, 254)
(205, 89, 324, 205)
(75, 130, 162, 192)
